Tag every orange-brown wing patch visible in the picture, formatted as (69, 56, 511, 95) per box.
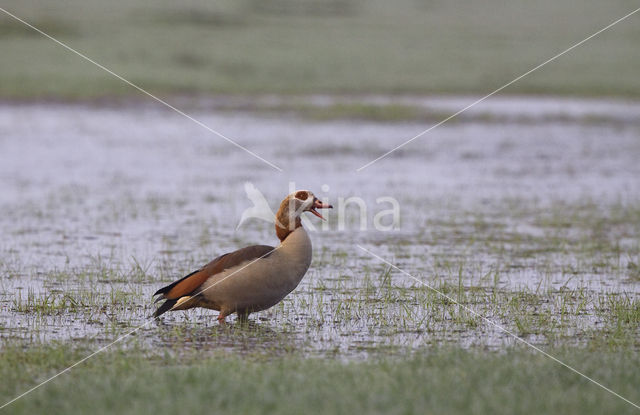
(156, 245, 275, 300)
(166, 269, 211, 299)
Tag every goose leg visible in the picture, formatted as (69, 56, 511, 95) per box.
(237, 310, 250, 324)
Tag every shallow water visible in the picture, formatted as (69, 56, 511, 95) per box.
(1, 96, 639, 356)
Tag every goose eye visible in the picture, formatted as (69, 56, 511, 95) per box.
(295, 191, 309, 200)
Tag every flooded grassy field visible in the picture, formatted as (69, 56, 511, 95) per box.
(1, 96, 640, 413)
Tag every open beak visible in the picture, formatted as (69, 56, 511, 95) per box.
(309, 198, 333, 220)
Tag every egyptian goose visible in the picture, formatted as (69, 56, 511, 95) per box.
(152, 190, 332, 322)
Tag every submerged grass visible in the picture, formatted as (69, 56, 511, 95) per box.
(1, 186, 639, 412)
(1, 344, 640, 414)
(1, 199, 639, 354)
(4, 257, 639, 354)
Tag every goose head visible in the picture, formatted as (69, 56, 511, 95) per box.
(275, 190, 332, 241)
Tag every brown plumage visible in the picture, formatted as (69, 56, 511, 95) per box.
(152, 190, 332, 322)
(154, 246, 274, 300)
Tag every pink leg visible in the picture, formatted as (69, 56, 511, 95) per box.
(217, 312, 228, 324)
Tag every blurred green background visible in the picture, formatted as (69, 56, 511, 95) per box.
(1, 0, 638, 99)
